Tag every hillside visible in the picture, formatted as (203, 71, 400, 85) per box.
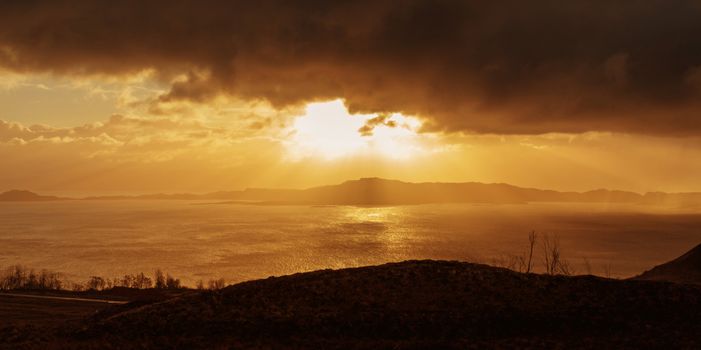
(7, 260, 701, 349)
(634, 243, 701, 284)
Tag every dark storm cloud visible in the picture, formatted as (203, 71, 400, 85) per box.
(1, 0, 701, 135)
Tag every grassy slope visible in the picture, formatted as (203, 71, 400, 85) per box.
(634, 243, 701, 284)
(4, 260, 698, 349)
(0, 288, 189, 348)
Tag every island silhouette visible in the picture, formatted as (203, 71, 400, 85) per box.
(3, 178, 701, 207)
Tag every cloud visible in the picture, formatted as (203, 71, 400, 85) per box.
(0, 120, 31, 139)
(3, 114, 701, 193)
(0, 114, 244, 162)
(358, 115, 397, 137)
(1, 1, 701, 135)
(0, 112, 292, 192)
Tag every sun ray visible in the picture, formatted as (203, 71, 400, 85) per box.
(286, 99, 424, 160)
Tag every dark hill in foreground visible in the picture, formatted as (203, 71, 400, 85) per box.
(634, 243, 701, 284)
(9, 260, 701, 349)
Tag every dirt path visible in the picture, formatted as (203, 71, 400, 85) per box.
(0, 292, 128, 304)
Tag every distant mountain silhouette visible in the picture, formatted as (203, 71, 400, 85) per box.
(264, 178, 646, 205)
(85, 177, 700, 206)
(0, 190, 64, 201)
(13, 178, 701, 206)
(640, 191, 701, 208)
(80, 178, 642, 205)
(634, 243, 701, 284)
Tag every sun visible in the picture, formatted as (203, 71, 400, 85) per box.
(286, 99, 424, 160)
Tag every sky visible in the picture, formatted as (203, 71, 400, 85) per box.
(1, 1, 701, 195)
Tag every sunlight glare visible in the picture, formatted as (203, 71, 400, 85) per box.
(287, 99, 424, 160)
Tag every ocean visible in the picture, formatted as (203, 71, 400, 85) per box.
(1, 200, 699, 285)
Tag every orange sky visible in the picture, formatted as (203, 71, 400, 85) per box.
(1, 74, 700, 195)
(1, 1, 701, 195)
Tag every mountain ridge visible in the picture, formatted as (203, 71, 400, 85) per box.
(0, 190, 66, 202)
(3, 178, 701, 205)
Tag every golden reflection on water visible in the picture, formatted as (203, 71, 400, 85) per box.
(344, 206, 399, 222)
(2, 201, 701, 285)
(341, 206, 413, 257)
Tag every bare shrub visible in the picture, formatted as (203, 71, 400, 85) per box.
(542, 233, 571, 275)
(36, 269, 62, 290)
(0, 265, 64, 290)
(526, 231, 537, 273)
(166, 274, 181, 289)
(0, 265, 210, 291)
(133, 272, 153, 289)
(208, 278, 226, 290)
(121, 274, 134, 288)
(155, 269, 166, 289)
(0, 265, 27, 290)
(86, 276, 107, 291)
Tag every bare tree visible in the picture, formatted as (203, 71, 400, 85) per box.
(542, 233, 571, 275)
(133, 272, 152, 289)
(208, 278, 226, 290)
(0, 266, 66, 290)
(38, 269, 62, 290)
(526, 231, 537, 273)
(27, 270, 38, 289)
(86, 276, 107, 291)
(155, 269, 166, 289)
(3, 265, 27, 289)
(121, 274, 134, 288)
(515, 255, 527, 273)
(166, 274, 181, 289)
